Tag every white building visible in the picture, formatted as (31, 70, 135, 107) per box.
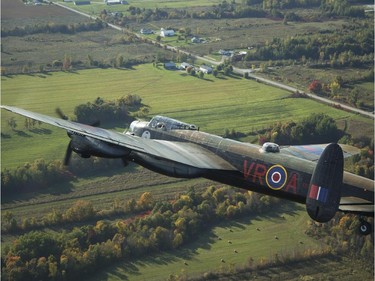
(160, 28, 175, 37)
(200, 65, 213, 74)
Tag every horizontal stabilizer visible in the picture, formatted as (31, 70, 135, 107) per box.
(281, 144, 359, 162)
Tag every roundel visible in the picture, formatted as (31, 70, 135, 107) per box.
(141, 131, 151, 139)
(266, 165, 288, 190)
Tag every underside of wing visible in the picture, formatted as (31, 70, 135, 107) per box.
(280, 144, 360, 162)
(339, 197, 374, 214)
(340, 173, 374, 216)
(1, 105, 236, 171)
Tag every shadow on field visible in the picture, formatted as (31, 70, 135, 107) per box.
(29, 128, 52, 134)
(251, 202, 305, 223)
(1, 182, 73, 205)
(15, 130, 31, 137)
(114, 230, 220, 279)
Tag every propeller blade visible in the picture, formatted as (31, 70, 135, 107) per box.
(55, 108, 69, 120)
(64, 141, 73, 166)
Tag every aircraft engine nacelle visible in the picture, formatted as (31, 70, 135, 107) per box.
(70, 134, 130, 159)
(306, 143, 343, 223)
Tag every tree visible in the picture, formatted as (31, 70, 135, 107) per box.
(64, 200, 95, 222)
(172, 232, 184, 248)
(308, 80, 322, 94)
(138, 192, 154, 209)
(348, 87, 360, 106)
(329, 80, 340, 97)
(116, 55, 124, 68)
(13, 232, 62, 262)
(63, 54, 71, 70)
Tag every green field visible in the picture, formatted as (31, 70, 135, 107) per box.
(59, 0, 223, 15)
(2, 64, 367, 170)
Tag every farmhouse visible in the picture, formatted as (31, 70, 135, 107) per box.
(219, 49, 234, 56)
(180, 62, 192, 70)
(105, 0, 128, 5)
(199, 65, 213, 74)
(74, 0, 90, 5)
(191, 37, 200, 43)
(164, 62, 177, 70)
(140, 28, 154, 35)
(191, 37, 205, 43)
(160, 28, 175, 37)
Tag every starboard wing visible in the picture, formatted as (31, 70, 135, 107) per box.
(1, 105, 236, 171)
(340, 173, 374, 215)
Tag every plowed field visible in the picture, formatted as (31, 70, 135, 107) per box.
(2, 0, 85, 27)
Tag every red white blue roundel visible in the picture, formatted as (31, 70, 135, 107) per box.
(266, 165, 288, 190)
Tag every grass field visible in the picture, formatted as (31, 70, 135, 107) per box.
(2, 64, 365, 170)
(58, 0, 222, 15)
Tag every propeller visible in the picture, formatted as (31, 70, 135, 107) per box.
(55, 107, 100, 166)
(55, 108, 69, 120)
(55, 108, 75, 166)
(64, 140, 73, 166)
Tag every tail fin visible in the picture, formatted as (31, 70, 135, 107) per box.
(306, 143, 343, 223)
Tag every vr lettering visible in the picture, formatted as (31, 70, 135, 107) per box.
(243, 160, 266, 185)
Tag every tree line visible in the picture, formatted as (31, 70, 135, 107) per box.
(1, 186, 282, 280)
(2, 192, 154, 234)
(258, 113, 341, 145)
(73, 94, 144, 125)
(1, 19, 107, 38)
(306, 213, 374, 260)
(100, 0, 367, 26)
(243, 21, 373, 67)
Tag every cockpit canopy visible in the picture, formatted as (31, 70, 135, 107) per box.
(260, 142, 280, 153)
(148, 116, 198, 131)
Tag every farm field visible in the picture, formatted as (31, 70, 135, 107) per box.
(58, 0, 223, 14)
(2, 64, 369, 170)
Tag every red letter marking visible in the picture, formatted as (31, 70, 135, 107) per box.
(243, 160, 267, 186)
(243, 160, 255, 180)
(253, 164, 267, 185)
(285, 173, 298, 194)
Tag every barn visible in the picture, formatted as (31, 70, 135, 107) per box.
(160, 28, 175, 37)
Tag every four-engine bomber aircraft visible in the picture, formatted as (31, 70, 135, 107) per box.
(1, 105, 374, 234)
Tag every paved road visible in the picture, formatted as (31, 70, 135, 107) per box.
(53, 2, 374, 119)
